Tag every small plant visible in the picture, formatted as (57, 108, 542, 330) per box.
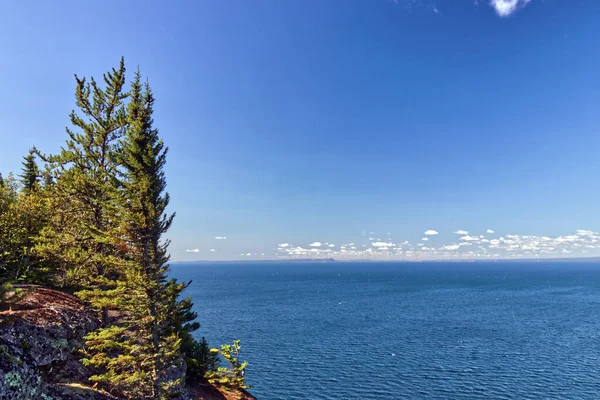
(205, 340, 251, 390)
(184, 336, 220, 382)
(0, 282, 27, 311)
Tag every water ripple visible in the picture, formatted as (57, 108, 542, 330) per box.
(172, 262, 600, 399)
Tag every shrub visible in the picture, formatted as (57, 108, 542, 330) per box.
(205, 340, 251, 390)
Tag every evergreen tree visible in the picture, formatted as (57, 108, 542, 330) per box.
(41, 166, 54, 189)
(19, 148, 39, 193)
(0, 173, 51, 283)
(37, 59, 128, 324)
(83, 71, 192, 399)
(0, 174, 18, 282)
(184, 336, 219, 382)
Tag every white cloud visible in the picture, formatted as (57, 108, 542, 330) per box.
(443, 245, 460, 251)
(576, 230, 596, 236)
(275, 229, 600, 261)
(460, 235, 479, 242)
(215, 236, 227, 240)
(424, 230, 439, 236)
(185, 249, 200, 253)
(454, 230, 469, 235)
(487, 229, 495, 234)
(489, 0, 532, 17)
(372, 241, 394, 248)
(209, 249, 216, 252)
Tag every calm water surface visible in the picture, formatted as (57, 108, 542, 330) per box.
(171, 262, 600, 399)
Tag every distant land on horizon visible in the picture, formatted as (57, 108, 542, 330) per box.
(171, 257, 600, 264)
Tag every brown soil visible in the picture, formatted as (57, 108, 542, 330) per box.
(187, 382, 256, 400)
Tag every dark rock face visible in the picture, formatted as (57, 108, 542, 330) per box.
(0, 287, 254, 400)
(0, 286, 101, 399)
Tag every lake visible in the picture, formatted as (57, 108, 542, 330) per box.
(171, 262, 600, 399)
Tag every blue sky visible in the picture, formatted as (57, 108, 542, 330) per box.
(1, 0, 599, 260)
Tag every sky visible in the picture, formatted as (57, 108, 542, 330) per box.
(1, 0, 599, 261)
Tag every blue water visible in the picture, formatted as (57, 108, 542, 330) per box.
(171, 262, 600, 399)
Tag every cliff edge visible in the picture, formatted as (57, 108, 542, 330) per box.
(0, 286, 255, 400)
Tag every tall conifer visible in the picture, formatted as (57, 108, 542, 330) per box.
(38, 59, 128, 323)
(83, 71, 194, 398)
(19, 148, 39, 193)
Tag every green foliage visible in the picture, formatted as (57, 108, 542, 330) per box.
(0, 282, 27, 311)
(0, 173, 51, 284)
(19, 148, 40, 193)
(206, 340, 251, 390)
(0, 59, 252, 399)
(36, 57, 128, 295)
(81, 67, 191, 399)
(81, 323, 157, 398)
(184, 336, 220, 383)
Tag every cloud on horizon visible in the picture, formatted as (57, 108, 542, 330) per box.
(185, 249, 200, 253)
(215, 236, 227, 240)
(275, 229, 600, 261)
(372, 241, 395, 248)
(424, 230, 439, 236)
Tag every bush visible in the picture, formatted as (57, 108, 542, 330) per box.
(0, 282, 27, 311)
(184, 336, 220, 383)
(205, 340, 251, 390)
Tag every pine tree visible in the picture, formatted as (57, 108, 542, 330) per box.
(0, 172, 51, 284)
(41, 165, 54, 189)
(19, 148, 39, 193)
(184, 336, 219, 382)
(119, 71, 184, 398)
(0, 174, 18, 282)
(37, 59, 128, 323)
(83, 71, 193, 398)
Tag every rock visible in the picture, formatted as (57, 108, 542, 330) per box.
(0, 286, 100, 399)
(163, 357, 189, 399)
(0, 286, 257, 400)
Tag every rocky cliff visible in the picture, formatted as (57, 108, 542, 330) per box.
(0, 286, 255, 400)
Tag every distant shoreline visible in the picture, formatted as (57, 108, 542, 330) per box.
(171, 256, 600, 264)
